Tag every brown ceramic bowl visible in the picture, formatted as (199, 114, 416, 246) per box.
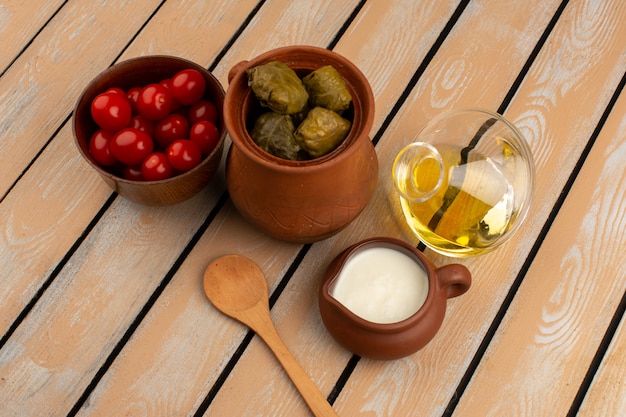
(72, 55, 226, 206)
(319, 237, 471, 360)
(223, 46, 378, 243)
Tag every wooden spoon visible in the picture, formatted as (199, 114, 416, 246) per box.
(203, 255, 340, 417)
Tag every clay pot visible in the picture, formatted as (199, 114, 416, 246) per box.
(318, 237, 471, 360)
(223, 46, 378, 243)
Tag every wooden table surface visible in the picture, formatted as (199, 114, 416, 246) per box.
(1, 0, 625, 416)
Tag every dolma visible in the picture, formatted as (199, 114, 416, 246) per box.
(294, 107, 351, 158)
(289, 103, 311, 127)
(250, 112, 304, 160)
(246, 61, 309, 115)
(303, 65, 352, 113)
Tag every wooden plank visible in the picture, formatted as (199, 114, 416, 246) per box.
(0, 0, 259, 337)
(0, 0, 361, 415)
(210, 0, 365, 69)
(338, 0, 464, 129)
(0, 125, 111, 335)
(69, 0, 368, 414)
(1, 2, 610, 414)
(205, 0, 577, 416)
(0, 0, 65, 72)
(0, 196, 235, 416)
(73, 203, 303, 416)
(579, 310, 626, 416)
(454, 75, 626, 415)
(329, 0, 626, 416)
(73, 1, 465, 416)
(0, 0, 261, 414)
(0, 0, 163, 197)
(0, 0, 163, 337)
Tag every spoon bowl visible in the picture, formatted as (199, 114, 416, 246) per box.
(203, 254, 268, 320)
(203, 255, 339, 417)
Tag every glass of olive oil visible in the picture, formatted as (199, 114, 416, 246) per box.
(392, 109, 535, 257)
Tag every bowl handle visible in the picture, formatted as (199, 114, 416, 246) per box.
(228, 60, 250, 84)
(435, 264, 471, 299)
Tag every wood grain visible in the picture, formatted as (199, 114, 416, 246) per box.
(73, 202, 301, 417)
(331, 0, 626, 415)
(454, 64, 626, 416)
(206, 0, 571, 415)
(203, 255, 340, 417)
(333, 0, 463, 129)
(579, 311, 626, 417)
(0, 0, 259, 414)
(70, 0, 365, 414)
(0, 0, 65, 72)
(0, 193, 234, 415)
(0, 0, 162, 196)
(0, 0, 360, 415)
(211, 0, 365, 84)
(1, 0, 624, 416)
(0, 0, 264, 338)
(0, 125, 111, 336)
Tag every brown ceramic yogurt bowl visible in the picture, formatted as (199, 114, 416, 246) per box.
(318, 237, 471, 360)
(223, 45, 378, 243)
(72, 55, 226, 206)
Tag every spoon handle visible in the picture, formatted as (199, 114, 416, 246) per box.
(255, 319, 340, 417)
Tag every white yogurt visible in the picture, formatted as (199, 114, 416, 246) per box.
(330, 247, 429, 324)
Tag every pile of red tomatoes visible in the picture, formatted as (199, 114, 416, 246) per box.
(88, 68, 220, 181)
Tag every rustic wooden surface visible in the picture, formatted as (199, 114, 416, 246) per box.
(0, 0, 624, 416)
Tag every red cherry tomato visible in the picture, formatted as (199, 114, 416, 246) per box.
(90, 92, 132, 131)
(110, 128, 154, 166)
(137, 83, 174, 120)
(190, 121, 220, 155)
(142, 152, 173, 181)
(166, 139, 202, 171)
(105, 87, 126, 96)
(88, 129, 117, 166)
(171, 69, 206, 105)
(154, 114, 190, 148)
(189, 100, 218, 124)
(127, 87, 142, 114)
(129, 115, 155, 136)
(124, 165, 144, 181)
(159, 78, 181, 111)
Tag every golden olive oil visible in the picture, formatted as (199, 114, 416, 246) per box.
(397, 144, 515, 257)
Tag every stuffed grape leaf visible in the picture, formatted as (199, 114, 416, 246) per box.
(250, 112, 305, 160)
(303, 65, 352, 113)
(246, 61, 309, 115)
(294, 107, 351, 158)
